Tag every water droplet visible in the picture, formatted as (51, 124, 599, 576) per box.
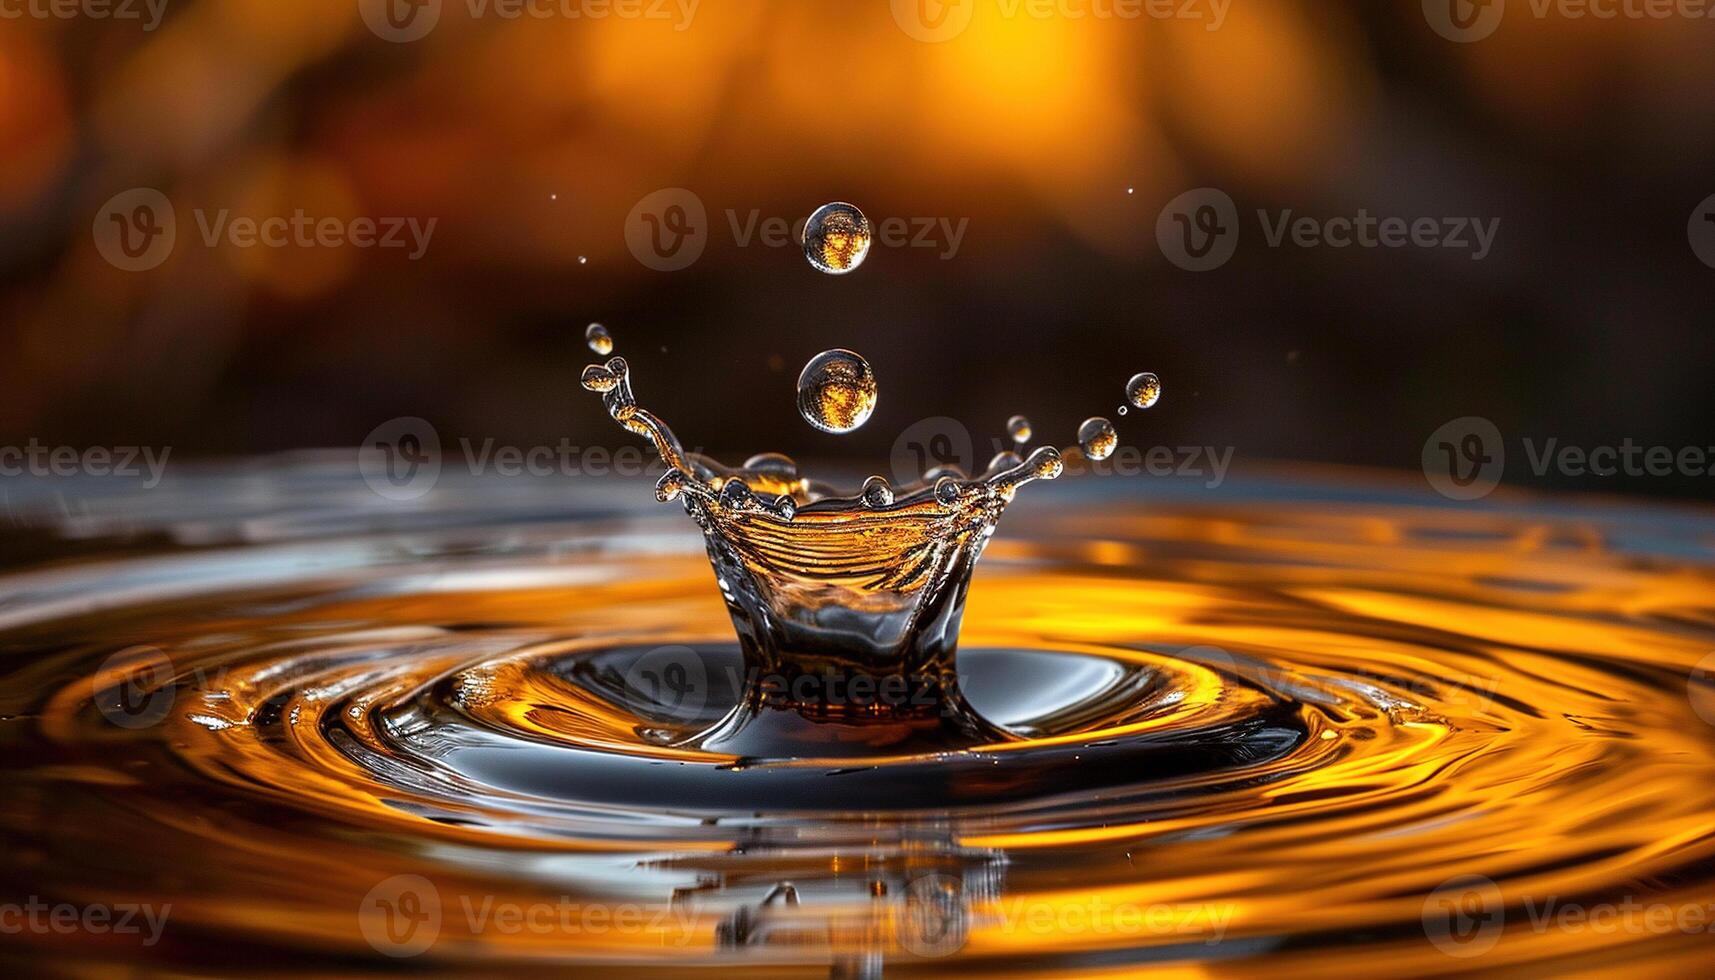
(719, 479, 755, 510)
(656, 469, 686, 502)
(580, 364, 618, 392)
(772, 494, 797, 521)
(1078, 417, 1118, 462)
(743, 453, 799, 481)
(577, 255, 588, 265)
(861, 476, 894, 509)
(1029, 446, 1064, 480)
(934, 477, 961, 506)
(802, 202, 872, 275)
(1117, 406, 1128, 416)
(1007, 415, 1033, 444)
(796, 349, 877, 434)
(1125, 372, 1161, 411)
(586, 323, 614, 355)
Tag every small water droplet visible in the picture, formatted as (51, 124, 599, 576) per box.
(586, 323, 614, 355)
(773, 494, 797, 521)
(577, 255, 588, 265)
(796, 350, 877, 434)
(580, 364, 618, 392)
(802, 202, 872, 275)
(1007, 415, 1033, 444)
(861, 476, 894, 509)
(934, 477, 961, 506)
(1125, 372, 1161, 411)
(1078, 418, 1118, 462)
(1117, 406, 1128, 416)
(719, 479, 755, 510)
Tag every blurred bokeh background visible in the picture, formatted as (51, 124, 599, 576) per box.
(1, 0, 1712, 496)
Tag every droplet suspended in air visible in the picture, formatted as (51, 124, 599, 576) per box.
(1125, 372, 1162, 411)
(1007, 415, 1033, 445)
(796, 349, 877, 434)
(586, 323, 614, 355)
(861, 475, 894, 509)
(802, 202, 872, 275)
(1078, 417, 1118, 462)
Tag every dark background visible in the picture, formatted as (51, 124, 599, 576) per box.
(1, 0, 1711, 496)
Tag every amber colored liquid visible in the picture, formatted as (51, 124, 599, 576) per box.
(3, 468, 1715, 977)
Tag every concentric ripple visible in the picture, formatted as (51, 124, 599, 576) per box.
(3, 466, 1715, 976)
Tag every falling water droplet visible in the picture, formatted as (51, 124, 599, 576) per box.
(1078, 418, 1118, 462)
(802, 203, 872, 275)
(586, 323, 614, 355)
(861, 476, 894, 509)
(1007, 415, 1033, 444)
(1117, 406, 1129, 416)
(796, 350, 877, 434)
(1125, 372, 1161, 411)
